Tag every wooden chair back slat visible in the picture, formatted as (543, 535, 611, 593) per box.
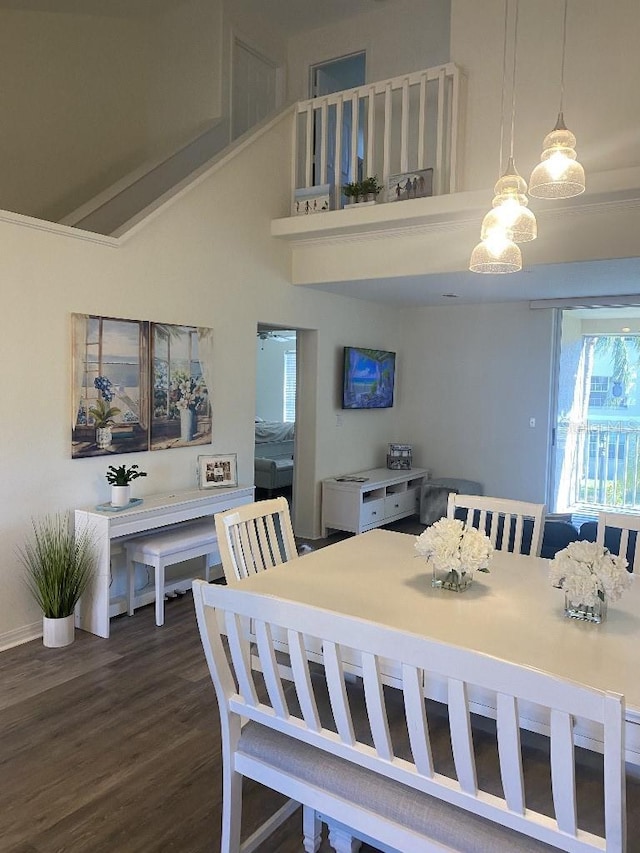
(224, 611, 258, 708)
(447, 677, 477, 795)
(550, 708, 577, 835)
(288, 628, 321, 732)
(254, 619, 288, 718)
(447, 494, 546, 557)
(323, 640, 356, 747)
(496, 693, 525, 815)
(402, 663, 434, 778)
(362, 653, 393, 761)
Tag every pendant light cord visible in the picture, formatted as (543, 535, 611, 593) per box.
(497, 0, 509, 175)
(559, 0, 568, 115)
(508, 0, 520, 161)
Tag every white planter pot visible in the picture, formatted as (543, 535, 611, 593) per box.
(43, 614, 75, 648)
(111, 485, 131, 507)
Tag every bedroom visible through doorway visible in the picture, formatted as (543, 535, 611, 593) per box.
(255, 327, 297, 508)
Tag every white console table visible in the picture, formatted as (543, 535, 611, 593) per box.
(321, 467, 429, 536)
(75, 486, 254, 638)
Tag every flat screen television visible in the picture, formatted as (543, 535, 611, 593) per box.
(342, 346, 396, 409)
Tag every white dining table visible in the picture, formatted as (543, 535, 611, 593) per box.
(229, 527, 640, 766)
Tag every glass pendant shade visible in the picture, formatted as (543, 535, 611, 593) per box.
(469, 232, 522, 274)
(480, 158, 537, 243)
(529, 112, 585, 198)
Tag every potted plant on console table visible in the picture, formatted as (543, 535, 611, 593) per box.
(106, 463, 147, 507)
(19, 513, 96, 647)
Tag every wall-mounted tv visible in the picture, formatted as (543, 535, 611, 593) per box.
(342, 347, 396, 409)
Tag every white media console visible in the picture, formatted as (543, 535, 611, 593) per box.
(321, 467, 429, 536)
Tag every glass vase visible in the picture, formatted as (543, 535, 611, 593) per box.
(564, 592, 607, 624)
(432, 565, 473, 592)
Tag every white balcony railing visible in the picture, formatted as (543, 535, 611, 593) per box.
(293, 62, 464, 206)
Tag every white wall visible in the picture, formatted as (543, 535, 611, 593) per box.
(286, 0, 451, 102)
(0, 1, 227, 222)
(397, 301, 555, 503)
(451, 0, 640, 192)
(0, 112, 404, 646)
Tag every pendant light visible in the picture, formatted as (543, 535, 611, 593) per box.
(481, 0, 536, 245)
(470, 0, 525, 274)
(529, 0, 585, 199)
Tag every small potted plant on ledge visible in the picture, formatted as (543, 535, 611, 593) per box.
(343, 176, 383, 206)
(19, 513, 96, 647)
(343, 181, 361, 205)
(359, 175, 383, 203)
(106, 463, 147, 507)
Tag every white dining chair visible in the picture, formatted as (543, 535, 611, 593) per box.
(447, 493, 546, 557)
(213, 497, 338, 852)
(596, 510, 640, 571)
(215, 496, 298, 582)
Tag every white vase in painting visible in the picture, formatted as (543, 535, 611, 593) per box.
(96, 426, 112, 449)
(180, 408, 196, 442)
(111, 485, 130, 507)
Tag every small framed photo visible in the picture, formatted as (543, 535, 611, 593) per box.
(198, 453, 238, 489)
(293, 184, 332, 215)
(386, 168, 433, 203)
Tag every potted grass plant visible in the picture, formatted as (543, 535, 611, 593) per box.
(19, 513, 96, 647)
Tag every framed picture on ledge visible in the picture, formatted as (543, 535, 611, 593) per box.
(198, 453, 238, 489)
(386, 167, 433, 203)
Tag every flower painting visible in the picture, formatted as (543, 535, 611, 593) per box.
(71, 315, 213, 457)
(71, 315, 150, 458)
(150, 324, 212, 450)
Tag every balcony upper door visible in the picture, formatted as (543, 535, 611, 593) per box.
(310, 52, 366, 190)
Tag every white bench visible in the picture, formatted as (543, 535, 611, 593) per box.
(126, 520, 220, 627)
(193, 579, 631, 853)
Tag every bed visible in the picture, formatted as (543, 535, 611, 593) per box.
(254, 420, 295, 494)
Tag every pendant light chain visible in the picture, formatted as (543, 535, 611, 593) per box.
(498, 0, 509, 176)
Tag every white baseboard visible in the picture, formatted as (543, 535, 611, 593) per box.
(0, 621, 41, 652)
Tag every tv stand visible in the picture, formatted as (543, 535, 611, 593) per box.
(321, 467, 429, 536)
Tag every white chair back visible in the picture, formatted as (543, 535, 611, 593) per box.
(193, 579, 627, 853)
(596, 511, 640, 572)
(215, 497, 297, 581)
(447, 493, 546, 557)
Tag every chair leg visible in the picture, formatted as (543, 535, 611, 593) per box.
(327, 821, 361, 853)
(302, 806, 322, 852)
(155, 562, 165, 627)
(220, 762, 243, 853)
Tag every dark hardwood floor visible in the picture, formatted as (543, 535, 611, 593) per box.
(0, 592, 335, 853)
(0, 521, 426, 853)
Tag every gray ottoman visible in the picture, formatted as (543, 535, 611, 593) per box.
(420, 478, 483, 526)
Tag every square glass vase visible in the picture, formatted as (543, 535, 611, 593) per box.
(564, 592, 607, 624)
(432, 566, 473, 592)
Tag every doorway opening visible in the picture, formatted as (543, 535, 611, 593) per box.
(551, 306, 640, 522)
(309, 51, 366, 193)
(255, 326, 297, 512)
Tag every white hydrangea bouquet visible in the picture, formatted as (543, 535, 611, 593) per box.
(415, 517, 493, 592)
(549, 540, 631, 621)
